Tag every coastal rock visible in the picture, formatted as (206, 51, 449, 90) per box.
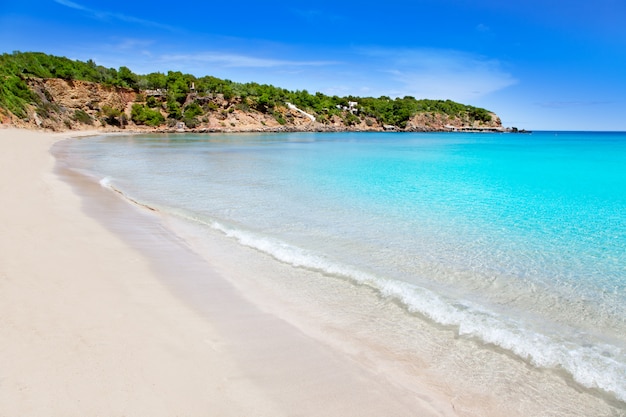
(9, 77, 505, 133)
(406, 112, 502, 132)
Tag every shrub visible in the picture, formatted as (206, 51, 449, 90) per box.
(235, 101, 250, 112)
(468, 107, 492, 123)
(36, 102, 60, 118)
(182, 117, 199, 128)
(274, 112, 286, 125)
(0, 74, 37, 118)
(131, 103, 164, 126)
(146, 96, 159, 108)
(167, 100, 182, 119)
(183, 102, 203, 118)
(73, 109, 93, 125)
(343, 112, 361, 126)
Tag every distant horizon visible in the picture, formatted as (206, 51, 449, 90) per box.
(496, 129, 626, 133)
(2, 0, 625, 131)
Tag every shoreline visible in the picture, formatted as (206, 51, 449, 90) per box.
(0, 128, 452, 415)
(2, 120, 522, 135)
(3, 127, 622, 416)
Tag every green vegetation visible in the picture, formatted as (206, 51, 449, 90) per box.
(130, 104, 165, 126)
(0, 51, 494, 128)
(72, 109, 93, 125)
(101, 105, 124, 126)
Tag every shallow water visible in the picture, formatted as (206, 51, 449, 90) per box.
(57, 131, 626, 414)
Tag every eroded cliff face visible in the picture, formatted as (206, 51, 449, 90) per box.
(16, 78, 136, 131)
(406, 112, 502, 131)
(32, 78, 136, 111)
(9, 78, 503, 133)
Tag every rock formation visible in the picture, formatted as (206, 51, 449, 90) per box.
(5, 78, 506, 133)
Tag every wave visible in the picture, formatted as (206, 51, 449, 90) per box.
(98, 178, 626, 404)
(99, 177, 157, 212)
(99, 176, 113, 189)
(201, 215, 626, 403)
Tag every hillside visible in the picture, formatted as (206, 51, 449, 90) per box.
(0, 51, 505, 133)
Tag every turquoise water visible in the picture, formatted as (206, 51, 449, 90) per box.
(59, 131, 626, 406)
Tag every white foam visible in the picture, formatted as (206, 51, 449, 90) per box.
(196, 217, 626, 402)
(65, 131, 626, 407)
(125, 203, 626, 403)
(99, 176, 113, 189)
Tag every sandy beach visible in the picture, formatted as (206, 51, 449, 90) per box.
(0, 127, 456, 416)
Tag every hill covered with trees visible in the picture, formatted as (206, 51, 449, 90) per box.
(0, 51, 504, 132)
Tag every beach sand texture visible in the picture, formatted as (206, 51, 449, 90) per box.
(0, 128, 454, 416)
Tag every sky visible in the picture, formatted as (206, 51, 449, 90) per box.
(1, 0, 625, 130)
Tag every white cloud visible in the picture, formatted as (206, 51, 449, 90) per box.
(53, 0, 176, 31)
(114, 38, 155, 50)
(53, 0, 88, 11)
(157, 52, 339, 69)
(536, 100, 611, 108)
(356, 47, 518, 101)
(48, 32, 515, 103)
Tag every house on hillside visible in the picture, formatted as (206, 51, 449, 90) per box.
(336, 101, 359, 114)
(145, 89, 167, 97)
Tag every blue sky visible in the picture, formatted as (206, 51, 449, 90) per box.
(1, 0, 625, 130)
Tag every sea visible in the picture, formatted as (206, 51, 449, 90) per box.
(55, 131, 626, 415)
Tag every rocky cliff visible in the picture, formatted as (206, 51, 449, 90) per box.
(4, 78, 504, 133)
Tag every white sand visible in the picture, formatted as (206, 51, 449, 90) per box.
(0, 128, 454, 416)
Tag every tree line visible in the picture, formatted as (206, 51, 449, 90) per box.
(0, 51, 493, 127)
